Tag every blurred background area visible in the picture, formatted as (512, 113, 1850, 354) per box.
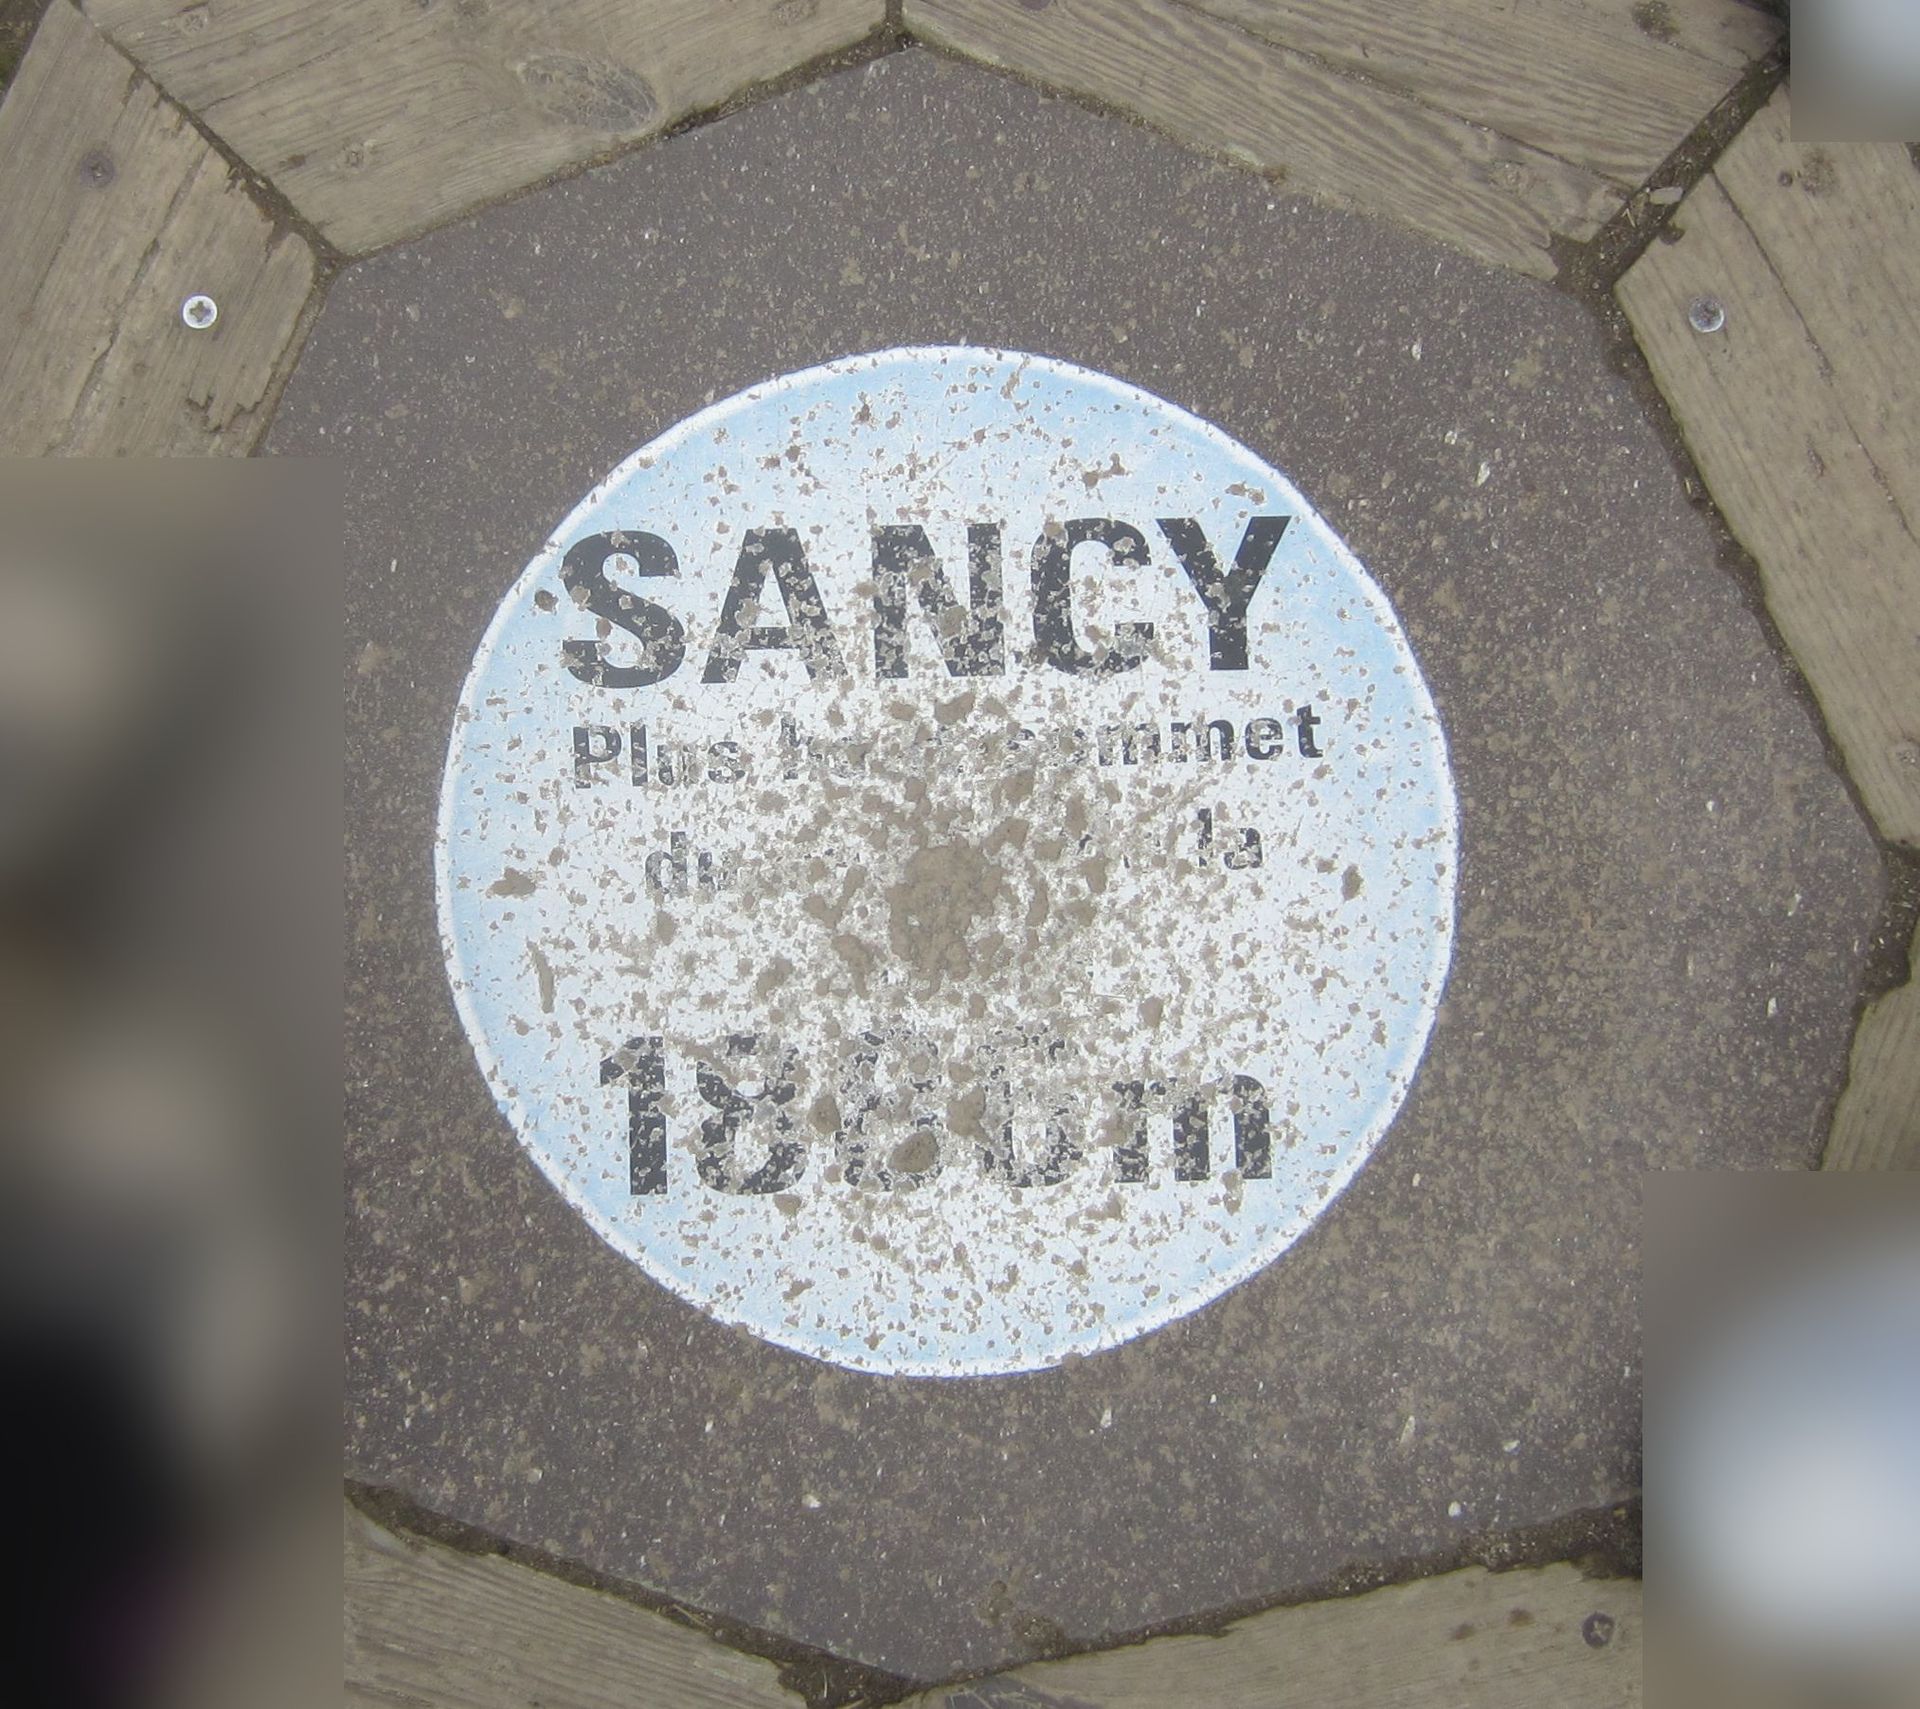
(0, 462, 337, 1709)
(1648, 1174, 1920, 1709)
(1795, 0, 1920, 137)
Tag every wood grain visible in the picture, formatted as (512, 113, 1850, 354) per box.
(906, 0, 1621, 278)
(1182, 0, 1777, 186)
(344, 1501, 806, 1709)
(1618, 174, 1920, 847)
(1824, 920, 1920, 1171)
(1709, 89, 1920, 532)
(0, 0, 313, 454)
(908, 1563, 1640, 1708)
(81, 0, 885, 254)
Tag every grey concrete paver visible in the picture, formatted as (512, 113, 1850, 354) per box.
(301, 52, 1884, 1678)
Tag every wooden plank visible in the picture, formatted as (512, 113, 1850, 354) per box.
(1710, 88, 1920, 532)
(905, 0, 1621, 279)
(1617, 174, 1920, 846)
(907, 1563, 1640, 1708)
(344, 1501, 806, 1709)
(1182, 0, 1777, 186)
(1825, 921, 1920, 1171)
(80, 0, 885, 254)
(0, 0, 314, 454)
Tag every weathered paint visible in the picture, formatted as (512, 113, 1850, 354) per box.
(436, 347, 1456, 1376)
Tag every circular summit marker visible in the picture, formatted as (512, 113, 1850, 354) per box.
(437, 347, 1457, 1377)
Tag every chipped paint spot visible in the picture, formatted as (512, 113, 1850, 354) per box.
(436, 348, 1457, 1376)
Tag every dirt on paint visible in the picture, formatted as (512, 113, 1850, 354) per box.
(1631, 0, 1680, 44)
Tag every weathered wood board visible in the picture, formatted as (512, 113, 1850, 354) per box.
(347, 1493, 1641, 1709)
(1618, 98, 1920, 849)
(1707, 91, 1920, 534)
(907, 1562, 1641, 1708)
(1184, 0, 1777, 186)
(344, 1501, 807, 1709)
(1825, 919, 1920, 1171)
(79, 0, 885, 254)
(905, 0, 1621, 278)
(0, 0, 313, 454)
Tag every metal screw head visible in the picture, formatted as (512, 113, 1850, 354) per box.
(1687, 296, 1726, 334)
(180, 293, 219, 330)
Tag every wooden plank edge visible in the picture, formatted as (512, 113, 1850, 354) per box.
(236, 249, 328, 455)
(344, 1499, 812, 1709)
(900, 1560, 1642, 1708)
(1179, 0, 1779, 188)
(1616, 178, 1920, 848)
(904, 0, 1620, 279)
(1706, 86, 1920, 537)
(0, 0, 320, 455)
(82, 0, 893, 258)
(1823, 920, 1920, 1171)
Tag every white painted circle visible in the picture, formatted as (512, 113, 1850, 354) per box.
(437, 347, 1456, 1377)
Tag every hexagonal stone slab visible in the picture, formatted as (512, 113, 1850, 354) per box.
(301, 50, 1883, 1681)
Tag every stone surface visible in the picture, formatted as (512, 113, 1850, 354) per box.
(298, 50, 1884, 1681)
